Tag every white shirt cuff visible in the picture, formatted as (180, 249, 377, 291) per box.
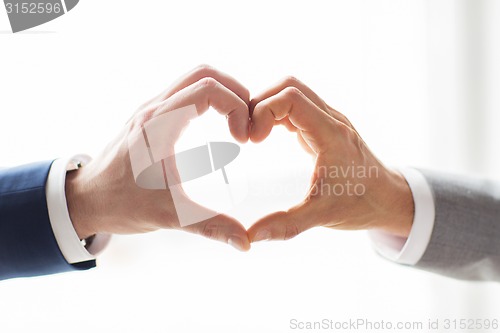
(369, 168, 435, 265)
(46, 155, 111, 264)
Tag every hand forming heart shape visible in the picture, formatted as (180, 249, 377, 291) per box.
(65, 65, 414, 252)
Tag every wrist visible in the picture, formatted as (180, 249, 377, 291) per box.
(65, 167, 97, 240)
(376, 169, 415, 238)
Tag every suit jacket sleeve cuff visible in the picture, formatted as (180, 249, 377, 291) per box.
(46, 155, 111, 264)
(369, 167, 435, 265)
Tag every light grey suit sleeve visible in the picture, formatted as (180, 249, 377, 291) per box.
(415, 169, 500, 281)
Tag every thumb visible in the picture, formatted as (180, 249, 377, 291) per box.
(247, 202, 319, 242)
(183, 213, 251, 252)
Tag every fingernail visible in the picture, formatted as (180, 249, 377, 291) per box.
(228, 237, 245, 251)
(253, 229, 271, 242)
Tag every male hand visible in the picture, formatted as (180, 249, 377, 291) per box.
(65, 65, 251, 251)
(248, 77, 415, 242)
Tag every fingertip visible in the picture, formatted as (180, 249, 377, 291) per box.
(184, 212, 251, 250)
(247, 225, 260, 243)
(237, 136, 249, 144)
(231, 130, 248, 144)
(227, 223, 251, 251)
(228, 113, 250, 144)
(237, 126, 250, 143)
(249, 120, 271, 143)
(216, 217, 250, 251)
(249, 133, 265, 143)
(229, 235, 251, 252)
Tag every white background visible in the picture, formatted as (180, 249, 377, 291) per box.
(1, 0, 500, 332)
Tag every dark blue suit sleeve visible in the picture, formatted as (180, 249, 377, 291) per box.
(0, 161, 95, 280)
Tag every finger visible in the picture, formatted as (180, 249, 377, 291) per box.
(160, 65, 250, 105)
(132, 65, 250, 123)
(251, 76, 327, 112)
(247, 202, 318, 242)
(250, 86, 340, 153)
(250, 76, 354, 130)
(150, 77, 250, 143)
(183, 213, 250, 251)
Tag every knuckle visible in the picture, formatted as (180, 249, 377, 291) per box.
(332, 110, 354, 128)
(283, 86, 303, 100)
(340, 115, 352, 127)
(196, 77, 219, 90)
(193, 64, 216, 77)
(339, 123, 360, 146)
(348, 127, 360, 143)
(282, 75, 301, 87)
(336, 122, 352, 137)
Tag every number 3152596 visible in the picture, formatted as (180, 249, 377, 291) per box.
(5, 2, 62, 14)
